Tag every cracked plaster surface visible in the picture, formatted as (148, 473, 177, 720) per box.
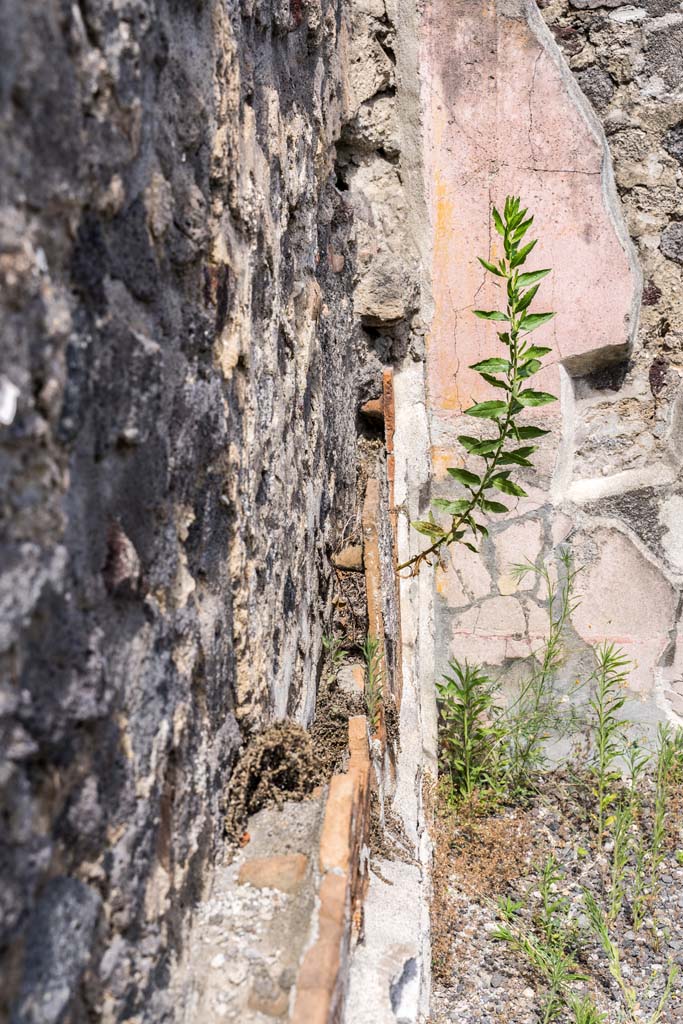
(421, 0, 682, 722)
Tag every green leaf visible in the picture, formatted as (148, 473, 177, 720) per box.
(479, 372, 508, 390)
(477, 257, 504, 277)
(516, 283, 540, 313)
(463, 542, 478, 553)
(480, 498, 509, 514)
(518, 358, 542, 379)
(508, 445, 538, 458)
(473, 310, 509, 322)
(492, 207, 505, 236)
(447, 467, 481, 488)
(519, 312, 555, 333)
(473, 522, 489, 537)
(522, 345, 552, 359)
(457, 434, 481, 452)
(464, 400, 507, 419)
(512, 216, 533, 241)
(433, 497, 472, 515)
(499, 453, 533, 467)
(469, 357, 511, 374)
(411, 520, 445, 538)
(517, 389, 557, 407)
(508, 206, 527, 229)
(511, 239, 537, 267)
(492, 476, 527, 497)
(469, 439, 500, 456)
(517, 269, 551, 288)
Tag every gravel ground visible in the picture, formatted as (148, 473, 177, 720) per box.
(429, 773, 683, 1024)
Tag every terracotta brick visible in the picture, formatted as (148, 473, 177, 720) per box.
(359, 396, 384, 421)
(318, 872, 349, 932)
(291, 986, 332, 1024)
(331, 544, 363, 571)
(348, 716, 370, 766)
(237, 853, 308, 894)
(319, 774, 354, 873)
(248, 988, 289, 1017)
(362, 478, 388, 747)
(296, 937, 343, 992)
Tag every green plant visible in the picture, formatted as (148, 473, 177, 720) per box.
(538, 854, 570, 949)
(670, 726, 683, 784)
(624, 738, 651, 817)
(493, 858, 589, 1022)
(436, 660, 504, 801)
(583, 888, 637, 1014)
(497, 894, 524, 922)
(651, 963, 680, 1024)
(650, 723, 676, 894)
(438, 552, 585, 805)
(567, 994, 606, 1024)
(587, 643, 631, 849)
(582, 889, 678, 1024)
(322, 632, 348, 675)
(608, 804, 632, 923)
(400, 196, 556, 576)
(361, 635, 383, 734)
(631, 832, 648, 932)
(502, 549, 581, 796)
(493, 915, 586, 1023)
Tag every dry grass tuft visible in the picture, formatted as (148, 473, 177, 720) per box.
(430, 781, 540, 983)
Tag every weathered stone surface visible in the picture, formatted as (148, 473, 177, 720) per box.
(417, 0, 683, 730)
(0, 0, 389, 1018)
(495, 520, 544, 595)
(575, 66, 615, 110)
(660, 222, 683, 265)
(12, 878, 101, 1024)
(663, 123, 683, 165)
(572, 529, 678, 693)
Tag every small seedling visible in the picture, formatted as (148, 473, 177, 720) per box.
(498, 895, 524, 922)
(361, 635, 383, 734)
(587, 643, 631, 849)
(493, 915, 586, 1023)
(568, 994, 607, 1024)
(650, 723, 676, 896)
(608, 804, 632, 923)
(538, 854, 570, 949)
(625, 738, 650, 816)
(502, 550, 582, 798)
(632, 835, 648, 932)
(583, 889, 678, 1024)
(436, 660, 505, 801)
(322, 632, 348, 675)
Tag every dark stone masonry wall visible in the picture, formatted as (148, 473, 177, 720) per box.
(0, 1, 395, 1019)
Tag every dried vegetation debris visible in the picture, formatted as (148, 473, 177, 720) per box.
(310, 676, 365, 780)
(225, 722, 322, 843)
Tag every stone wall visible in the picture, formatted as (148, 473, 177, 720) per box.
(418, 0, 683, 728)
(0, 1, 413, 1019)
(538, 0, 683, 716)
